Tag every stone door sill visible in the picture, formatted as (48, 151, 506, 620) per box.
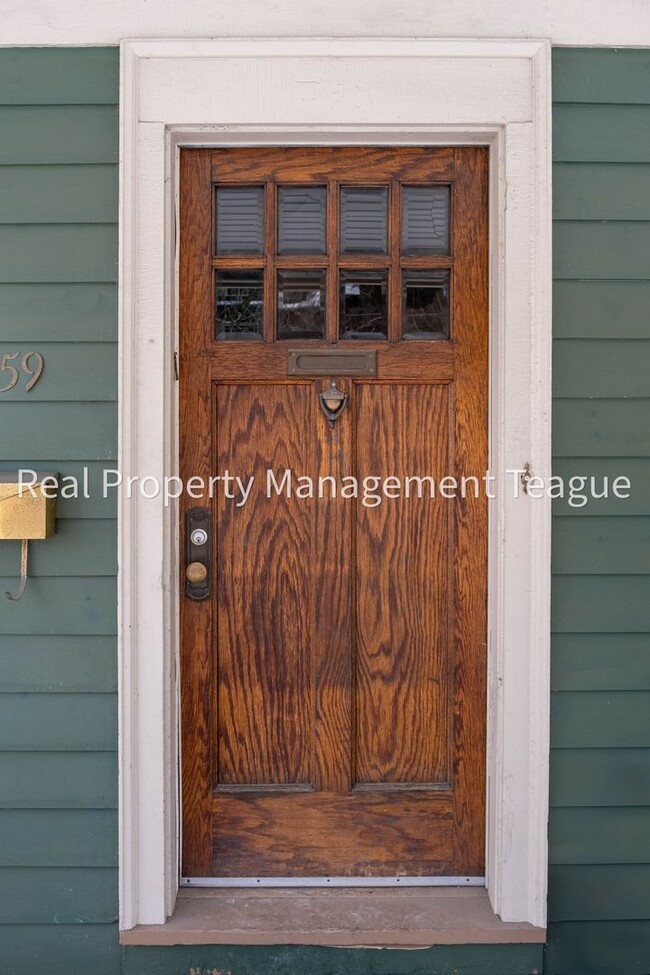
(120, 886, 546, 947)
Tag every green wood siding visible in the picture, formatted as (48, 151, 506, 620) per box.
(552, 458, 650, 515)
(121, 944, 544, 975)
(0, 524, 118, 577)
(0, 752, 117, 808)
(549, 808, 650, 864)
(552, 519, 650, 574)
(0, 165, 118, 223)
(0, 635, 117, 692)
(552, 576, 650, 631)
(554, 280, 650, 338)
(549, 865, 650, 921)
(553, 400, 650, 456)
(0, 925, 120, 975)
(0, 44, 649, 975)
(553, 105, 650, 162)
(0, 694, 117, 750)
(0, 866, 117, 924)
(0, 284, 117, 342)
(0, 48, 120, 975)
(555, 222, 650, 279)
(551, 749, 650, 807)
(554, 164, 650, 220)
(0, 107, 118, 165)
(554, 341, 650, 397)
(552, 634, 650, 690)
(553, 49, 650, 104)
(1, 403, 117, 458)
(0, 810, 117, 867)
(0, 578, 117, 634)
(549, 47, 650, 975)
(0, 225, 118, 282)
(0, 344, 117, 401)
(0, 48, 119, 104)
(551, 692, 650, 747)
(548, 922, 650, 975)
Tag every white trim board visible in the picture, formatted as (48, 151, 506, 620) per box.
(118, 37, 552, 933)
(3, 2, 650, 46)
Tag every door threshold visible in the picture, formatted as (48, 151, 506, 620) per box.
(120, 886, 546, 947)
(182, 875, 485, 888)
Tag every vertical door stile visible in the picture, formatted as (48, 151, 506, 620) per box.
(312, 377, 353, 793)
(179, 148, 215, 877)
(450, 147, 489, 875)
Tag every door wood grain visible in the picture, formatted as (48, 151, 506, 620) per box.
(179, 146, 488, 878)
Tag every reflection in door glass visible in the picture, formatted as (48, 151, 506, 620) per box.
(401, 186, 450, 255)
(215, 270, 264, 341)
(278, 187, 327, 254)
(277, 270, 326, 339)
(339, 270, 388, 340)
(216, 187, 264, 254)
(402, 270, 449, 339)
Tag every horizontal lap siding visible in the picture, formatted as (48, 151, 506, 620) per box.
(0, 48, 119, 975)
(121, 945, 544, 975)
(548, 48, 650, 975)
(1, 44, 648, 975)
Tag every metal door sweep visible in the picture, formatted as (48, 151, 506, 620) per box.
(182, 876, 485, 888)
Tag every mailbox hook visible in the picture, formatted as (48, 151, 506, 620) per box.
(5, 539, 29, 602)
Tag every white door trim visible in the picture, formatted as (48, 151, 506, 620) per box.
(118, 37, 552, 931)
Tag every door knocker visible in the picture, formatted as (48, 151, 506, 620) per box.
(319, 380, 348, 428)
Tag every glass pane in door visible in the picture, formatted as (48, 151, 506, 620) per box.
(277, 270, 326, 339)
(402, 270, 449, 339)
(340, 186, 388, 253)
(401, 186, 450, 255)
(216, 187, 264, 254)
(278, 187, 327, 254)
(339, 270, 388, 339)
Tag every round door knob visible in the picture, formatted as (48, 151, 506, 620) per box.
(186, 561, 208, 584)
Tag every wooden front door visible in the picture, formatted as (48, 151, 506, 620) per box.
(179, 146, 488, 879)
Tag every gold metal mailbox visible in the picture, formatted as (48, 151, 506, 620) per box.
(1, 472, 58, 601)
(0, 473, 57, 540)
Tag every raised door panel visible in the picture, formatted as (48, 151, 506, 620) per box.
(354, 383, 451, 787)
(215, 383, 316, 787)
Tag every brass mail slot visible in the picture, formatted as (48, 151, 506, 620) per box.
(0, 472, 57, 540)
(287, 349, 377, 377)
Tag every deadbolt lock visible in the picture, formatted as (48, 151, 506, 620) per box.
(190, 528, 208, 546)
(185, 507, 212, 601)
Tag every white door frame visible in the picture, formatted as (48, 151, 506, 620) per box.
(118, 37, 552, 930)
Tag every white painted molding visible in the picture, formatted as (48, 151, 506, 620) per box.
(119, 37, 551, 931)
(3, 1, 650, 47)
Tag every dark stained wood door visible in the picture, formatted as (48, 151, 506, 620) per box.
(180, 147, 488, 878)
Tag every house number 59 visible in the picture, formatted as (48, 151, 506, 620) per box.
(0, 352, 44, 393)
